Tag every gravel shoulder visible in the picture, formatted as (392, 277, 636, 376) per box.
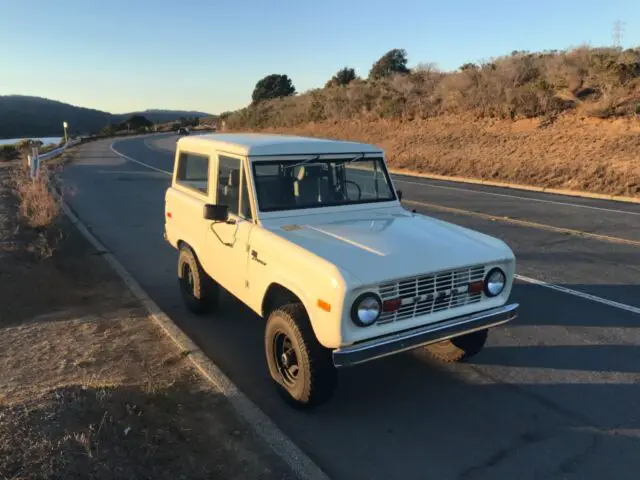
(0, 163, 298, 480)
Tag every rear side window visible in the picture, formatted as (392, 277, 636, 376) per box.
(176, 152, 209, 194)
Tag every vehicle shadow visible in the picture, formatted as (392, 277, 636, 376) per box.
(509, 281, 640, 327)
(187, 286, 640, 480)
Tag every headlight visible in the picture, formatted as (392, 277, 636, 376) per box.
(351, 293, 382, 327)
(484, 268, 506, 297)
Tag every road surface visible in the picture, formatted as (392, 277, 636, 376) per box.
(60, 134, 640, 480)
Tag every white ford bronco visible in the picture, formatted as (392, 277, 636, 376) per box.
(164, 133, 518, 408)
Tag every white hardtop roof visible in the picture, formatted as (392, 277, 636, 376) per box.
(178, 133, 383, 157)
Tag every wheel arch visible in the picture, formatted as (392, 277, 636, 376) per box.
(176, 240, 192, 278)
(262, 282, 308, 319)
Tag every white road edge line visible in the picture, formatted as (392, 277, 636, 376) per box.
(515, 274, 640, 315)
(113, 137, 640, 316)
(53, 157, 330, 480)
(110, 141, 171, 176)
(393, 178, 640, 217)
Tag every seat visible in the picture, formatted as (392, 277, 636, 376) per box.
(219, 169, 239, 207)
(256, 175, 295, 210)
(293, 165, 331, 205)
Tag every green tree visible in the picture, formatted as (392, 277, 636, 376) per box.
(368, 49, 410, 80)
(251, 74, 296, 104)
(325, 67, 358, 87)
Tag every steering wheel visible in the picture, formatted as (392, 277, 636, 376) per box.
(345, 180, 362, 201)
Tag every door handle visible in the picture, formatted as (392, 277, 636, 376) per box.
(250, 249, 266, 265)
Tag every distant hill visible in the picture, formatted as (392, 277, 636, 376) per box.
(118, 109, 211, 124)
(0, 95, 212, 139)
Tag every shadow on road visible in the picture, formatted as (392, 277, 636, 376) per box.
(174, 285, 640, 479)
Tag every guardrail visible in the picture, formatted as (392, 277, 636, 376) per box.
(28, 139, 82, 179)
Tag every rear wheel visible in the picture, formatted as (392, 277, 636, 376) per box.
(177, 245, 219, 314)
(424, 329, 488, 363)
(265, 304, 337, 409)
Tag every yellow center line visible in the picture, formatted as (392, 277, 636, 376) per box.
(403, 199, 640, 248)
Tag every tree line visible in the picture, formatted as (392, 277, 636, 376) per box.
(250, 48, 410, 104)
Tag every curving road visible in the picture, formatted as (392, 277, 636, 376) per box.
(60, 134, 640, 480)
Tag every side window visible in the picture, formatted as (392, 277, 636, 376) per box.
(218, 155, 253, 220)
(217, 156, 241, 216)
(176, 152, 209, 194)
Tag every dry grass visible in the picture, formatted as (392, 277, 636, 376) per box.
(0, 169, 297, 480)
(6, 163, 63, 259)
(10, 165, 59, 229)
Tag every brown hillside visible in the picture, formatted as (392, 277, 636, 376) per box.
(219, 46, 640, 197)
(230, 114, 640, 197)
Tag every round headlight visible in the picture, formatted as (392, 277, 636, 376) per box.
(351, 293, 382, 327)
(484, 268, 506, 297)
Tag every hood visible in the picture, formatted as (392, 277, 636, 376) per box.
(267, 207, 514, 286)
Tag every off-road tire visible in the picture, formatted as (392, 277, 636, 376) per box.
(177, 245, 219, 314)
(424, 328, 488, 363)
(265, 304, 337, 409)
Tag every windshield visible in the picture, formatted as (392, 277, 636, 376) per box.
(252, 157, 397, 212)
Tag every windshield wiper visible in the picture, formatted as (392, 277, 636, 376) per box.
(284, 153, 366, 170)
(335, 154, 366, 165)
(283, 155, 321, 170)
(346, 154, 365, 163)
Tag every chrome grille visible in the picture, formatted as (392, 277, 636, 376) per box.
(377, 265, 485, 324)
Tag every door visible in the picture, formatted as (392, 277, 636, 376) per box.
(169, 150, 212, 256)
(202, 154, 254, 300)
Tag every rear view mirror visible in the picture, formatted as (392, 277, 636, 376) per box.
(203, 204, 228, 222)
(397, 189, 403, 201)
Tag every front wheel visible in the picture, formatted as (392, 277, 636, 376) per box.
(265, 304, 337, 409)
(424, 328, 488, 363)
(177, 246, 219, 314)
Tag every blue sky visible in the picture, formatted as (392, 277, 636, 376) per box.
(1, 0, 638, 114)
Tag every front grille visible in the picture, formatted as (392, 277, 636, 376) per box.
(377, 265, 485, 324)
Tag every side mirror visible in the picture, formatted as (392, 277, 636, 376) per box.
(203, 204, 228, 222)
(397, 189, 403, 201)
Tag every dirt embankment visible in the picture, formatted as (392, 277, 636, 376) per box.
(0, 163, 297, 479)
(231, 114, 640, 198)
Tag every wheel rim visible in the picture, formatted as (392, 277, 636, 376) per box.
(272, 331, 300, 387)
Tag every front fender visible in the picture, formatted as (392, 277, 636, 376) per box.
(258, 270, 346, 350)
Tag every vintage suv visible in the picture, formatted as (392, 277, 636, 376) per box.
(164, 133, 518, 408)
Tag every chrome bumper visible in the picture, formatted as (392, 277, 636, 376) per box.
(332, 303, 518, 368)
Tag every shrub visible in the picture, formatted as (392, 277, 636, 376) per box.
(0, 145, 17, 162)
(325, 67, 358, 88)
(224, 46, 640, 131)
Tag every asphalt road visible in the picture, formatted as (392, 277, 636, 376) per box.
(61, 134, 640, 480)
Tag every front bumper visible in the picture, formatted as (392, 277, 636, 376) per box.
(332, 303, 518, 367)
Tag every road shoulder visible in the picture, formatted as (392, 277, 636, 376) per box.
(0, 162, 301, 479)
